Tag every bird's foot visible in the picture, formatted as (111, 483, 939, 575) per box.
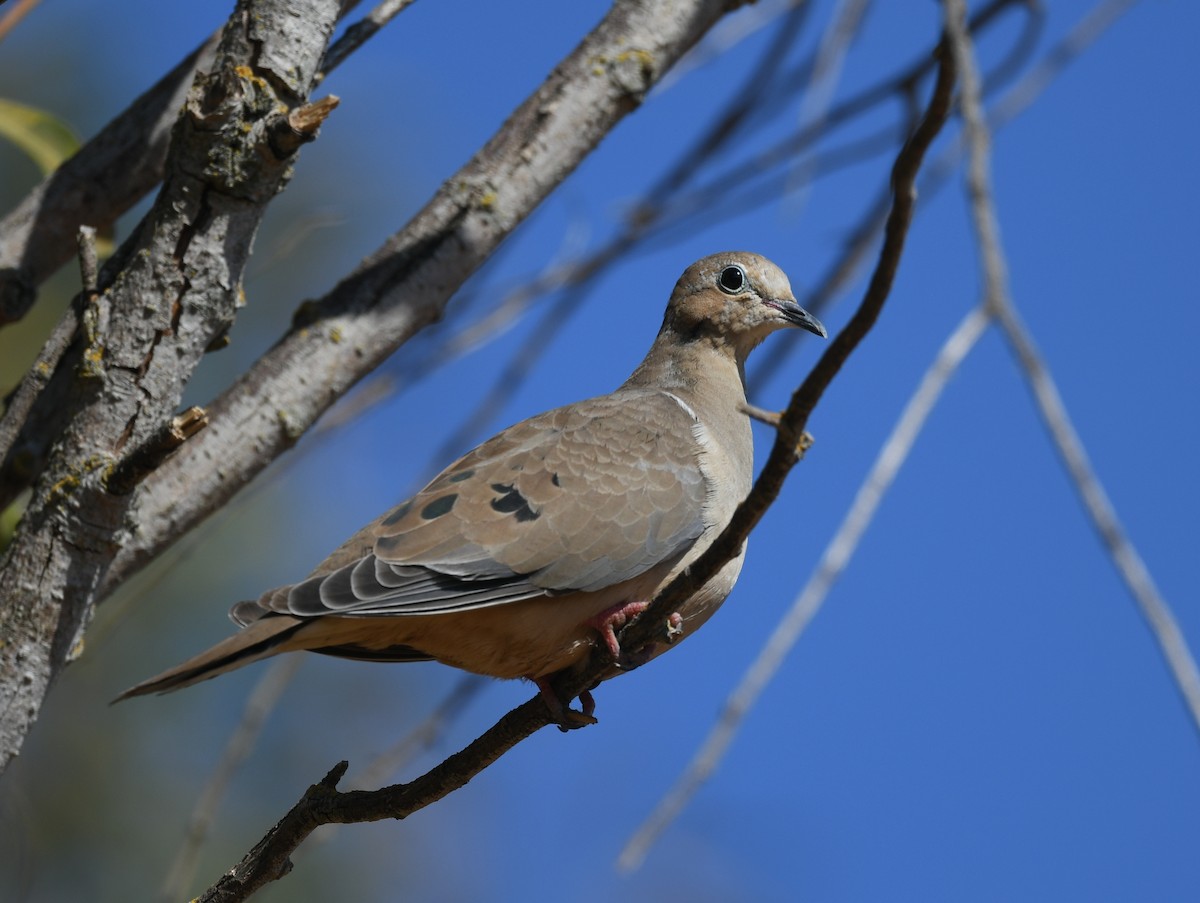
(615, 611, 685, 671)
(534, 677, 599, 731)
(587, 600, 651, 659)
(665, 611, 684, 642)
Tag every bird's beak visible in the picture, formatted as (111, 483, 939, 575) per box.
(769, 299, 827, 338)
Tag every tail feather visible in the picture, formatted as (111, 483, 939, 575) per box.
(113, 615, 305, 702)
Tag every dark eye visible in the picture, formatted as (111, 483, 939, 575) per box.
(718, 264, 747, 294)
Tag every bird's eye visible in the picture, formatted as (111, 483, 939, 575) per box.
(718, 264, 747, 294)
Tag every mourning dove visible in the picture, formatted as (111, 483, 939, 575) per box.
(118, 252, 826, 721)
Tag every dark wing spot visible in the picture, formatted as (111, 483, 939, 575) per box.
(420, 494, 458, 520)
(448, 469, 474, 483)
(551, 472, 561, 487)
(381, 500, 413, 526)
(490, 482, 540, 522)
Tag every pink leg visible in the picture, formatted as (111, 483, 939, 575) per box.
(586, 600, 650, 658)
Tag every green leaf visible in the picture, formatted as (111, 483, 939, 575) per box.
(0, 97, 80, 175)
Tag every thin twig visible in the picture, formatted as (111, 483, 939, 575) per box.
(783, 0, 872, 210)
(76, 226, 98, 297)
(319, 0, 420, 78)
(159, 657, 303, 903)
(346, 675, 486, 792)
(943, 0, 1200, 732)
(0, 0, 41, 45)
(619, 304, 991, 871)
(987, 0, 1141, 130)
(653, 0, 807, 95)
(751, 0, 1134, 394)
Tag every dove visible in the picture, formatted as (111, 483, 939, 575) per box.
(117, 252, 826, 721)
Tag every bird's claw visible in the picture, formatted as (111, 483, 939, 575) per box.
(614, 612, 684, 671)
(535, 679, 598, 731)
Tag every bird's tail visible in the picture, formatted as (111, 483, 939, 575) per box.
(113, 615, 304, 701)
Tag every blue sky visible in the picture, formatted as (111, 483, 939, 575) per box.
(1, 1, 1197, 901)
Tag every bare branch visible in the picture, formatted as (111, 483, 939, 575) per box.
(943, 0, 1200, 736)
(319, 0, 420, 77)
(74, 226, 98, 296)
(620, 304, 992, 871)
(198, 697, 552, 902)
(0, 0, 42, 46)
(782, 0, 871, 210)
(160, 658, 303, 903)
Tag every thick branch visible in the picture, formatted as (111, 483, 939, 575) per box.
(0, 0, 341, 773)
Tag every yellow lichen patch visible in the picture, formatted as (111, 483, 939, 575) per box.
(329, 326, 343, 344)
(479, 191, 498, 210)
(79, 344, 105, 379)
(233, 65, 268, 90)
(45, 474, 81, 506)
(616, 49, 654, 68)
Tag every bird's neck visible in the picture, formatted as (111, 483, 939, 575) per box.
(622, 329, 748, 409)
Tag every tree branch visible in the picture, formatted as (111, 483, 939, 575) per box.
(0, 0, 342, 772)
(194, 25, 958, 902)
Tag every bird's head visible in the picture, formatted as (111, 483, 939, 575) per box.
(662, 252, 826, 359)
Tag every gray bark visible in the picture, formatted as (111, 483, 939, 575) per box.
(0, 0, 341, 771)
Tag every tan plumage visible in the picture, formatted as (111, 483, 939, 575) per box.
(118, 252, 825, 708)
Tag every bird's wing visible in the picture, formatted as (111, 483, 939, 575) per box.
(255, 390, 710, 620)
